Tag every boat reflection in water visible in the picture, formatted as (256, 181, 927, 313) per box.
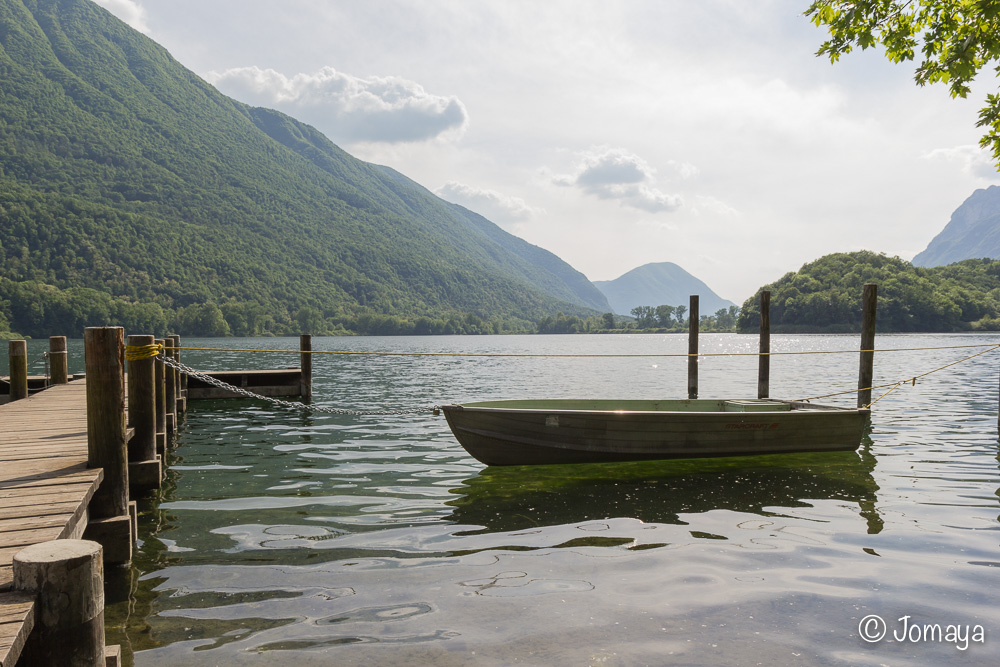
(446, 434, 881, 542)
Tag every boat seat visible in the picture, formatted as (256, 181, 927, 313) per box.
(722, 400, 791, 412)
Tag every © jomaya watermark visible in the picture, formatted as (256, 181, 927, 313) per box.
(858, 614, 985, 651)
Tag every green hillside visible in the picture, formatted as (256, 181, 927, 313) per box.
(736, 251, 1000, 333)
(0, 0, 608, 338)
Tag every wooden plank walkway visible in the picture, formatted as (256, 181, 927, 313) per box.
(0, 380, 102, 667)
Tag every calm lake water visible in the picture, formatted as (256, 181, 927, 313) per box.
(15, 333, 1000, 665)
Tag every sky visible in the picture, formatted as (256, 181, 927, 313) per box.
(95, 0, 1000, 304)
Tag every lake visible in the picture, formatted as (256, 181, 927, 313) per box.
(18, 333, 999, 665)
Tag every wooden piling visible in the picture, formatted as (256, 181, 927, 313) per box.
(300, 333, 313, 401)
(163, 338, 176, 433)
(49, 336, 68, 385)
(8, 340, 27, 402)
(858, 284, 878, 408)
(168, 334, 184, 416)
(12, 539, 106, 666)
(688, 295, 699, 400)
(154, 338, 167, 456)
(758, 290, 771, 399)
(127, 334, 161, 492)
(85, 327, 128, 519)
(83, 326, 133, 564)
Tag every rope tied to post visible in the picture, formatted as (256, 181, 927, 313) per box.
(125, 343, 164, 361)
(156, 353, 440, 416)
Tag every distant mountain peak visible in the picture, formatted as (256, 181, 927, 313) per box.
(593, 262, 735, 315)
(913, 185, 1000, 267)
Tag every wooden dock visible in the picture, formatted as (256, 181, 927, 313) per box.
(186, 368, 303, 399)
(0, 379, 102, 666)
(0, 330, 312, 664)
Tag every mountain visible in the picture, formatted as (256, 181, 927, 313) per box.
(594, 262, 735, 316)
(0, 0, 608, 337)
(913, 186, 1000, 267)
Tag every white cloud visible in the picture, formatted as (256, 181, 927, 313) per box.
(91, 0, 149, 33)
(206, 65, 468, 145)
(554, 147, 683, 213)
(435, 181, 542, 225)
(923, 145, 1000, 180)
(692, 195, 740, 217)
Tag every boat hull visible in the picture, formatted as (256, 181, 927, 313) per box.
(442, 399, 870, 466)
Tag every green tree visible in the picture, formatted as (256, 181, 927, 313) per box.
(176, 303, 231, 337)
(295, 306, 325, 334)
(630, 306, 657, 329)
(807, 1, 1000, 167)
(655, 305, 677, 327)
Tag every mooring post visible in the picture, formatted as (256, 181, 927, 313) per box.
(858, 283, 878, 408)
(49, 335, 68, 384)
(8, 339, 28, 401)
(163, 337, 176, 433)
(83, 326, 133, 565)
(127, 334, 161, 492)
(174, 336, 188, 412)
(300, 333, 313, 401)
(13, 539, 106, 666)
(758, 290, 771, 399)
(168, 334, 185, 415)
(154, 338, 167, 456)
(688, 294, 699, 400)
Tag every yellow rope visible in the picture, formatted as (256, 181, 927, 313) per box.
(861, 382, 904, 409)
(124, 344, 164, 361)
(796, 343, 1000, 404)
(172, 341, 1000, 359)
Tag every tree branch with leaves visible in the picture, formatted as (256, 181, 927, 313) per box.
(807, 0, 1000, 168)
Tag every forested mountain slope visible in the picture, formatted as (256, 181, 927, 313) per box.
(0, 0, 607, 337)
(736, 251, 1000, 333)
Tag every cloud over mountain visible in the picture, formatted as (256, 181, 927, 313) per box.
(554, 147, 683, 213)
(207, 66, 468, 144)
(92, 0, 148, 33)
(435, 181, 541, 225)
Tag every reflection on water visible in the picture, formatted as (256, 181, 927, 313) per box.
(448, 444, 880, 539)
(102, 334, 1000, 665)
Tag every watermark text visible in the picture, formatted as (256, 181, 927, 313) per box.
(858, 614, 985, 651)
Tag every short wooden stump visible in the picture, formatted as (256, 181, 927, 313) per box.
(13, 539, 105, 666)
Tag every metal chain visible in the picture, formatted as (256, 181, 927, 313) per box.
(157, 353, 440, 416)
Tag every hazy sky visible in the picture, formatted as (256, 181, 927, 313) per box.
(95, 0, 1000, 304)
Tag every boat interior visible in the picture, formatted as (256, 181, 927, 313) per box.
(458, 399, 802, 413)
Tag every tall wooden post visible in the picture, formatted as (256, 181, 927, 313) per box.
(8, 339, 27, 401)
(758, 290, 771, 399)
(858, 284, 878, 408)
(163, 338, 176, 433)
(300, 333, 313, 401)
(49, 336, 68, 384)
(13, 540, 106, 666)
(688, 295, 699, 400)
(154, 338, 167, 455)
(83, 326, 133, 564)
(85, 327, 128, 518)
(168, 334, 184, 415)
(127, 334, 161, 491)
